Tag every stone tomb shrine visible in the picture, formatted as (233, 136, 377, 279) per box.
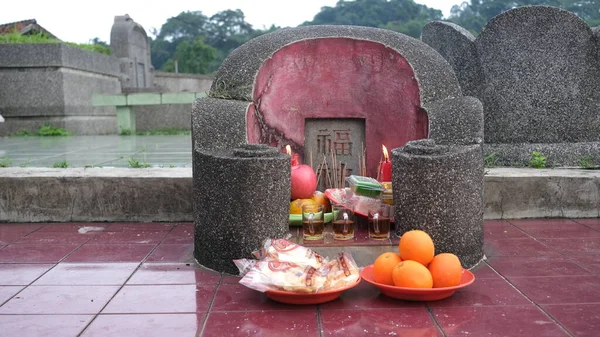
(192, 25, 485, 274)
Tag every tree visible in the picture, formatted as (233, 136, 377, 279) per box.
(161, 37, 216, 74)
(302, 0, 443, 38)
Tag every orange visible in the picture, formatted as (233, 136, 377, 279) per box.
(290, 198, 317, 214)
(428, 253, 462, 288)
(373, 252, 402, 285)
(398, 230, 435, 266)
(392, 260, 433, 288)
(311, 191, 331, 213)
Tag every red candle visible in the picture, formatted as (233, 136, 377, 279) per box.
(286, 145, 299, 166)
(379, 145, 392, 182)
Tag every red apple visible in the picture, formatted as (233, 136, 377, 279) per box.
(291, 164, 317, 199)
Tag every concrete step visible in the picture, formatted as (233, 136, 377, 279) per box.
(0, 167, 599, 223)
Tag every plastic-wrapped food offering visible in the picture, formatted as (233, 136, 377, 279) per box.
(234, 238, 360, 293)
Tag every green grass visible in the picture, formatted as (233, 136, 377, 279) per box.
(52, 160, 69, 168)
(0, 30, 110, 55)
(578, 156, 598, 169)
(128, 157, 151, 168)
(13, 125, 71, 137)
(484, 152, 498, 168)
(0, 156, 13, 167)
(529, 151, 547, 169)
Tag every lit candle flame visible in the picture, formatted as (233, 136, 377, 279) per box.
(382, 145, 389, 161)
(286, 145, 291, 156)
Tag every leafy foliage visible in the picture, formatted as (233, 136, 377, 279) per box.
(52, 160, 69, 168)
(128, 157, 151, 168)
(0, 156, 13, 168)
(0, 29, 109, 55)
(449, 0, 600, 34)
(529, 151, 547, 168)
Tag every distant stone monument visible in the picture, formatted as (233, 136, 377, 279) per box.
(423, 6, 600, 167)
(110, 14, 154, 90)
(192, 25, 485, 273)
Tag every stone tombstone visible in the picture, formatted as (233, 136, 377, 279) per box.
(110, 14, 154, 89)
(421, 21, 482, 98)
(192, 25, 486, 272)
(423, 6, 600, 167)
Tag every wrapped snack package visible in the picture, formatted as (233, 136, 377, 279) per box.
(235, 258, 328, 293)
(235, 238, 361, 294)
(252, 238, 326, 269)
(323, 251, 360, 291)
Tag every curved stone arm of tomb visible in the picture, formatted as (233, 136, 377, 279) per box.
(423, 96, 484, 146)
(191, 97, 251, 152)
(209, 25, 462, 105)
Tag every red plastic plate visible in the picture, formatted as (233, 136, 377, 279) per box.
(264, 277, 361, 305)
(360, 264, 475, 301)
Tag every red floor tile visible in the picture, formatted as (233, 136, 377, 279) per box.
(64, 243, 155, 262)
(433, 305, 569, 337)
(0, 263, 55, 285)
(484, 220, 529, 239)
(0, 285, 119, 314)
(36, 223, 110, 233)
(510, 219, 600, 239)
(487, 256, 592, 278)
(0, 285, 24, 304)
(221, 274, 243, 284)
(211, 283, 309, 312)
(509, 276, 600, 304)
(127, 263, 220, 285)
(106, 223, 176, 232)
(87, 231, 168, 244)
(483, 238, 560, 257)
(427, 274, 530, 307)
(321, 307, 442, 336)
(508, 218, 580, 227)
(539, 238, 600, 255)
(469, 262, 499, 279)
(573, 218, 600, 230)
(16, 231, 93, 244)
(203, 310, 318, 337)
(320, 280, 424, 311)
(0, 224, 44, 244)
(145, 243, 195, 263)
(0, 244, 79, 263)
(162, 223, 194, 244)
(543, 303, 600, 337)
(572, 255, 600, 274)
(102, 284, 217, 313)
(32, 263, 138, 285)
(81, 314, 205, 337)
(0, 314, 94, 337)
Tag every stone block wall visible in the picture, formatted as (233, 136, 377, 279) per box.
(0, 43, 121, 136)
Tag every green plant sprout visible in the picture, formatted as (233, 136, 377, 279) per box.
(529, 151, 547, 168)
(52, 160, 69, 168)
(0, 156, 13, 167)
(128, 157, 151, 168)
(484, 153, 498, 167)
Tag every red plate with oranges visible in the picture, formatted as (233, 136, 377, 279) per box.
(360, 264, 475, 301)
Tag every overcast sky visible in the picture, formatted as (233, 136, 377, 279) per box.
(0, 0, 457, 44)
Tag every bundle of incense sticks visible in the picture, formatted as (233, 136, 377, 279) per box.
(314, 150, 349, 190)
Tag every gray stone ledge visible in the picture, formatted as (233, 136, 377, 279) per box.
(1, 167, 599, 222)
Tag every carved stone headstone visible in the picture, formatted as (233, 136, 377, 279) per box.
(110, 14, 154, 89)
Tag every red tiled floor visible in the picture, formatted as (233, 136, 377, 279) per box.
(64, 243, 155, 262)
(0, 285, 119, 314)
(32, 263, 138, 285)
(542, 303, 600, 337)
(81, 314, 205, 337)
(483, 237, 561, 257)
(0, 285, 24, 304)
(433, 305, 569, 337)
(0, 244, 80, 263)
(0, 263, 55, 285)
(202, 311, 318, 337)
(0, 314, 94, 337)
(509, 218, 600, 238)
(162, 223, 194, 243)
(145, 243, 195, 263)
(102, 284, 216, 313)
(127, 263, 220, 285)
(35, 223, 110, 233)
(509, 276, 600, 304)
(321, 307, 442, 336)
(487, 256, 592, 279)
(1, 219, 599, 336)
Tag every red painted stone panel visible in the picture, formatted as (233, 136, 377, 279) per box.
(248, 37, 427, 177)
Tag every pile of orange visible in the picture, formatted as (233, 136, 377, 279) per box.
(372, 230, 462, 289)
